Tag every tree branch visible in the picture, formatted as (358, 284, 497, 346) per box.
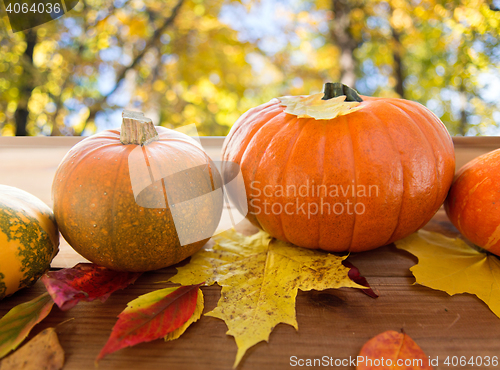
(329, 0, 360, 87)
(14, 29, 37, 136)
(110, 0, 184, 97)
(51, 0, 92, 135)
(391, 26, 405, 99)
(458, 83, 468, 136)
(81, 0, 185, 135)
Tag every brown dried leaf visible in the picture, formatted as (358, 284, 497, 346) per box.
(0, 328, 64, 370)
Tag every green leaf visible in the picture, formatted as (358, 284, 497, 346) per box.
(0, 293, 54, 359)
(0, 327, 64, 370)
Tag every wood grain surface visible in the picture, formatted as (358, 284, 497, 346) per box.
(1, 136, 500, 370)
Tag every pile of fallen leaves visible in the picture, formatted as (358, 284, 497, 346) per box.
(2, 227, 500, 369)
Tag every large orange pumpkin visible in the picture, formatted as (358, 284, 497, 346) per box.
(445, 148, 500, 256)
(52, 111, 223, 272)
(222, 83, 455, 252)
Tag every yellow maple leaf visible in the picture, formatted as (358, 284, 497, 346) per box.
(170, 229, 364, 367)
(395, 230, 500, 317)
(278, 93, 362, 120)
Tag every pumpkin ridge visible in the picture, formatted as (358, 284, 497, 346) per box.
(345, 115, 358, 252)
(234, 104, 284, 163)
(451, 171, 479, 236)
(397, 99, 451, 143)
(58, 143, 131, 268)
(223, 101, 278, 159)
(411, 99, 455, 200)
(391, 99, 454, 162)
(362, 110, 403, 247)
(419, 142, 446, 231)
(400, 99, 455, 209)
(53, 141, 123, 263)
(162, 178, 180, 267)
(385, 101, 441, 234)
(224, 103, 283, 164)
(389, 102, 444, 242)
(316, 123, 327, 248)
(54, 139, 117, 195)
(241, 109, 294, 230)
(242, 109, 294, 174)
(244, 111, 298, 234)
(319, 118, 356, 250)
(276, 118, 310, 243)
(237, 106, 285, 177)
(66, 134, 121, 156)
(243, 108, 291, 164)
(107, 146, 129, 268)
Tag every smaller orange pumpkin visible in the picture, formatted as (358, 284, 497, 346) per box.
(445, 148, 500, 255)
(52, 110, 223, 272)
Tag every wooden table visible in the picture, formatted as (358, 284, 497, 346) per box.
(1, 136, 500, 370)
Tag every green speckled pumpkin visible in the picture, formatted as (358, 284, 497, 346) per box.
(0, 185, 59, 300)
(52, 111, 223, 272)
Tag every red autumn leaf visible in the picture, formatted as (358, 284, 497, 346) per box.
(342, 260, 378, 298)
(357, 330, 433, 370)
(41, 263, 141, 311)
(96, 283, 203, 362)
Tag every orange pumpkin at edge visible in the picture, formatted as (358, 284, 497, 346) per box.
(445, 148, 500, 256)
(222, 82, 455, 252)
(52, 111, 223, 272)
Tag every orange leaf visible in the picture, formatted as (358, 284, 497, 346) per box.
(357, 330, 432, 370)
(0, 327, 64, 370)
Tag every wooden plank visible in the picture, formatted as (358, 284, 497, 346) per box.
(0, 136, 226, 147)
(2, 238, 500, 370)
(452, 137, 500, 171)
(1, 135, 497, 174)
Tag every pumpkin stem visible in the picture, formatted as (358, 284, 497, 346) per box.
(322, 82, 363, 102)
(120, 110, 159, 145)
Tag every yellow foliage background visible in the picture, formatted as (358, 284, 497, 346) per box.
(0, 0, 499, 136)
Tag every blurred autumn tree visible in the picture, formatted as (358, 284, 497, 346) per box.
(0, 0, 499, 136)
